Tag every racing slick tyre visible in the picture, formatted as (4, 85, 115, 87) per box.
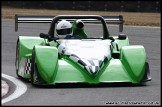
(31, 48, 46, 86)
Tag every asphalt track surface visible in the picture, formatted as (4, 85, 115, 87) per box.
(2, 19, 161, 106)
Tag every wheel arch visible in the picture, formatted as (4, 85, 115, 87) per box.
(120, 45, 146, 83)
(33, 45, 59, 84)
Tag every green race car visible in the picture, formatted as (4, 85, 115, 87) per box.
(15, 15, 151, 86)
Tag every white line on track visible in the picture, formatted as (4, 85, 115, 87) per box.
(1, 73, 27, 104)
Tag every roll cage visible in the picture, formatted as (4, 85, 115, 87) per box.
(48, 15, 109, 39)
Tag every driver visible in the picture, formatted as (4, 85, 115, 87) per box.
(56, 20, 81, 39)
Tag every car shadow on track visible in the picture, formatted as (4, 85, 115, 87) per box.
(17, 77, 148, 89)
(32, 82, 148, 89)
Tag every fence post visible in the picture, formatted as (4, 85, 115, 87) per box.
(156, 1, 159, 12)
(88, 1, 91, 11)
(72, 1, 75, 9)
(121, 1, 124, 12)
(104, 4, 107, 11)
(137, 1, 141, 12)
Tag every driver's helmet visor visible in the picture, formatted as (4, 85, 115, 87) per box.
(56, 28, 72, 35)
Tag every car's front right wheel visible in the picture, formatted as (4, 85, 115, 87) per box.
(31, 48, 47, 86)
(140, 62, 152, 86)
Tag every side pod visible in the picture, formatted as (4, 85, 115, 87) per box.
(34, 46, 58, 84)
(18, 36, 45, 59)
(120, 45, 146, 83)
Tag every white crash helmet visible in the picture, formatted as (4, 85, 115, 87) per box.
(56, 20, 73, 38)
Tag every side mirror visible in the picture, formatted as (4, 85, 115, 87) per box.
(40, 33, 59, 41)
(118, 34, 126, 40)
(40, 33, 50, 39)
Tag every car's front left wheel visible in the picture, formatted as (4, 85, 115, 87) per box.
(15, 40, 21, 78)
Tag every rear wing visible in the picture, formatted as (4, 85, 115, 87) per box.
(15, 14, 124, 32)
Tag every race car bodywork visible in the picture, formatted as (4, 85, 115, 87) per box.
(15, 15, 151, 86)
